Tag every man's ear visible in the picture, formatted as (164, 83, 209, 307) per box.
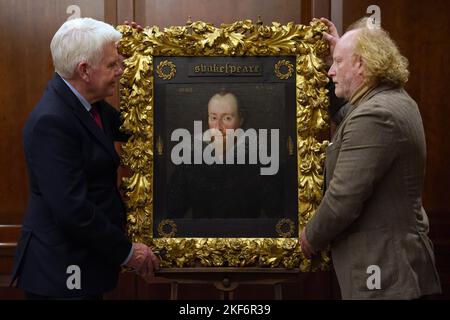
(76, 61, 90, 82)
(354, 55, 364, 75)
(357, 55, 363, 67)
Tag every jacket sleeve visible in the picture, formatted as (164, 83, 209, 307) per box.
(28, 113, 132, 266)
(306, 104, 399, 251)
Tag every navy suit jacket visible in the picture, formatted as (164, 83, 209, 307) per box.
(11, 74, 132, 297)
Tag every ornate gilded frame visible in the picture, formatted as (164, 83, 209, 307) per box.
(117, 20, 330, 271)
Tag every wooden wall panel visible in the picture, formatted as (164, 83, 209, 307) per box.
(135, 0, 303, 27)
(0, 0, 107, 223)
(117, 0, 135, 24)
(312, 0, 330, 19)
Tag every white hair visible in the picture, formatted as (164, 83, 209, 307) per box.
(50, 18, 121, 79)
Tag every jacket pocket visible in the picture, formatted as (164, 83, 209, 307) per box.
(347, 229, 400, 298)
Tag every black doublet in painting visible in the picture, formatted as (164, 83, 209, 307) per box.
(166, 142, 282, 219)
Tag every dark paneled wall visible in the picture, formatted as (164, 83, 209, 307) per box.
(0, 0, 124, 299)
(0, 0, 449, 299)
(135, 0, 301, 26)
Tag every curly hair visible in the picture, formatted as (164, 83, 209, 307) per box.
(350, 20, 409, 87)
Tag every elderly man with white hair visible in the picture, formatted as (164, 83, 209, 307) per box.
(11, 18, 159, 299)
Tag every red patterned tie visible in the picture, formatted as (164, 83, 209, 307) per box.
(90, 105, 103, 130)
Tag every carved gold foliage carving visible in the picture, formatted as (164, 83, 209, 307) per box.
(275, 218, 296, 238)
(156, 60, 176, 80)
(117, 19, 330, 271)
(274, 59, 294, 80)
(157, 219, 178, 238)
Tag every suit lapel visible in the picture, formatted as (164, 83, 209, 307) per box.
(72, 104, 120, 164)
(357, 84, 392, 106)
(50, 74, 120, 165)
(331, 85, 394, 143)
(96, 102, 115, 141)
(331, 104, 357, 143)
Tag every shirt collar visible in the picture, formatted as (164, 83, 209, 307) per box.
(60, 74, 92, 112)
(349, 82, 375, 106)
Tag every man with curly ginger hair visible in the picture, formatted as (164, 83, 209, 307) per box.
(300, 18, 441, 299)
